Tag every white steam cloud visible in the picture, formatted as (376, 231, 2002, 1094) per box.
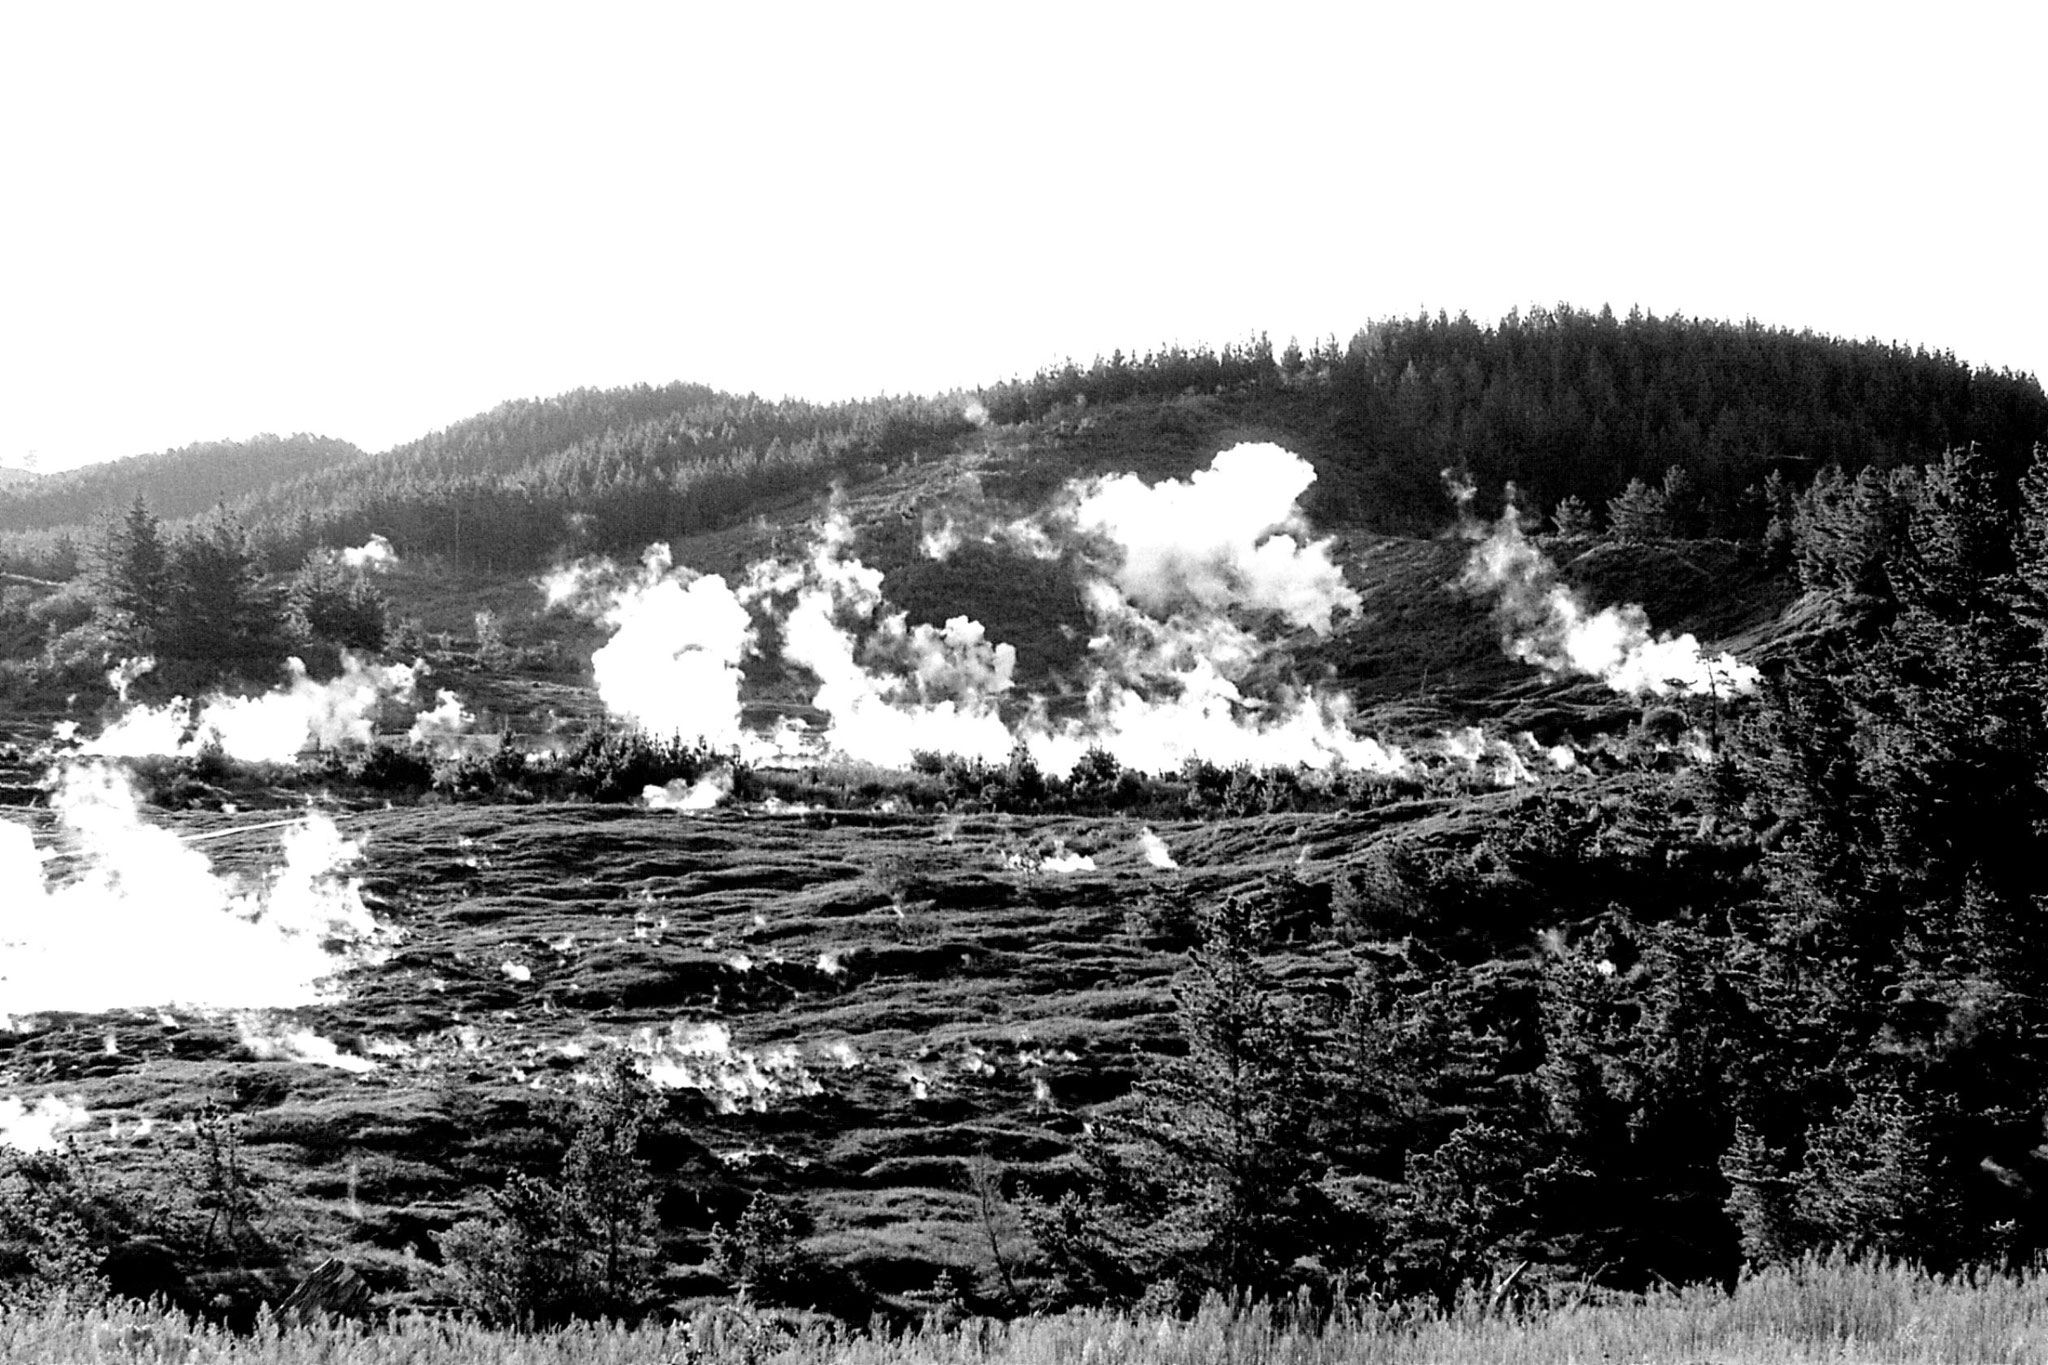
(1459, 504, 1760, 698)
(1069, 443, 1360, 633)
(235, 1014, 378, 1073)
(643, 769, 732, 813)
(1004, 838, 1096, 875)
(545, 545, 754, 751)
(85, 656, 432, 762)
(107, 656, 155, 704)
(1440, 726, 1538, 788)
(554, 443, 1405, 775)
(625, 1022, 821, 1114)
(0, 1095, 90, 1153)
(339, 535, 397, 572)
(0, 764, 393, 1014)
(745, 514, 1017, 766)
(1138, 827, 1178, 870)
(406, 690, 474, 748)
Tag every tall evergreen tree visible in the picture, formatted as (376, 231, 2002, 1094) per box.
(1722, 444, 2048, 1266)
(1028, 893, 1327, 1307)
(286, 552, 389, 655)
(162, 512, 287, 682)
(94, 495, 171, 654)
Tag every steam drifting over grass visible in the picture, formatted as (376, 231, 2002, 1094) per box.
(746, 512, 1018, 766)
(1067, 441, 1360, 632)
(642, 769, 733, 812)
(624, 1022, 821, 1113)
(233, 1014, 379, 1073)
(544, 545, 756, 752)
(0, 1094, 89, 1152)
(1137, 827, 1178, 869)
(1460, 502, 1760, 697)
(561, 443, 1409, 775)
(0, 764, 392, 1014)
(81, 655, 443, 763)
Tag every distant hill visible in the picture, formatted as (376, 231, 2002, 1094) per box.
(0, 433, 365, 536)
(230, 384, 976, 570)
(3, 308, 2044, 584)
(0, 467, 39, 489)
(234, 308, 2048, 572)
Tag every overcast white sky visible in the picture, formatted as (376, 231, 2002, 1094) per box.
(2, 2, 2040, 472)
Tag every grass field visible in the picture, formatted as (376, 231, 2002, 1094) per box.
(10, 1254, 2048, 1363)
(0, 431, 1811, 1325)
(2, 789, 1532, 1312)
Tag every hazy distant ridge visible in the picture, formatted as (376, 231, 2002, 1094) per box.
(0, 433, 365, 534)
(2, 309, 2044, 580)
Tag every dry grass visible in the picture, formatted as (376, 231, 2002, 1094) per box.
(14, 1255, 2048, 1363)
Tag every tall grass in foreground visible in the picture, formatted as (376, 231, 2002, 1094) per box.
(19, 1255, 2048, 1364)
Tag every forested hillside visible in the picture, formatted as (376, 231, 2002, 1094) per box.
(232, 387, 978, 572)
(986, 306, 2048, 533)
(226, 308, 2048, 567)
(5, 310, 2048, 1332)
(0, 433, 364, 536)
(3, 308, 2040, 584)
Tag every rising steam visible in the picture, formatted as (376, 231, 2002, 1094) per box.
(1459, 503, 1759, 698)
(0, 764, 392, 1014)
(644, 769, 733, 812)
(339, 534, 397, 572)
(407, 690, 474, 748)
(235, 1014, 379, 1073)
(558, 443, 1404, 774)
(625, 1022, 821, 1113)
(1138, 827, 1178, 870)
(1068, 443, 1359, 633)
(743, 513, 1017, 766)
(0, 1094, 90, 1153)
(544, 545, 755, 751)
(84, 655, 432, 762)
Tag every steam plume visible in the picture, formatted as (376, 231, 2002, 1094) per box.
(235, 1014, 378, 1073)
(107, 656, 155, 704)
(626, 1022, 820, 1114)
(643, 769, 732, 812)
(545, 545, 754, 751)
(339, 534, 397, 572)
(0, 1095, 89, 1153)
(558, 444, 1403, 774)
(1138, 827, 1178, 870)
(86, 655, 428, 762)
(406, 690, 474, 749)
(746, 514, 1016, 765)
(1004, 838, 1096, 874)
(1440, 726, 1538, 787)
(1068, 443, 1360, 633)
(0, 764, 392, 1013)
(1460, 504, 1759, 697)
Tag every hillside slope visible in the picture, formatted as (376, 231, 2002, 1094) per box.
(1, 311, 2036, 1326)
(0, 789, 1571, 1313)
(0, 434, 366, 536)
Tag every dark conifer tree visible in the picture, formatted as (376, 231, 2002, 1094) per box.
(162, 513, 287, 683)
(1722, 444, 2048, 1267)
(94, 495, 172, 654)
(1027, 892, 1327, 1307)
